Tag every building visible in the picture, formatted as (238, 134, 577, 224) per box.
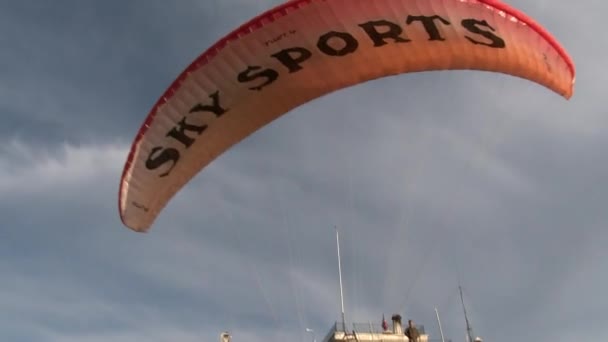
(320, 314, 430, 342)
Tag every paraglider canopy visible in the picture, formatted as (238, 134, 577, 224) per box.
(118, 0, 575, 232)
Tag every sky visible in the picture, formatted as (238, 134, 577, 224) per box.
(1, 0, 607, 341)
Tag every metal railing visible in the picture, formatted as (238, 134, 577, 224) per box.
(329, 322, 428, 336)
(332, 322, 425, 334)
(322, 321, 451, 342)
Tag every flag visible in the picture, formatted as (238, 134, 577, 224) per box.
(382, 314, 388, 331)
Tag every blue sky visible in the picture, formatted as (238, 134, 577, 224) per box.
(1, 0, 607, 341)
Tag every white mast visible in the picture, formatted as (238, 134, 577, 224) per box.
(434, 307, 446, 342)
(336, 226, 346, 330)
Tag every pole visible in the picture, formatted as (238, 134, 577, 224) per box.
(434, 307, 446, 342)
(459, 285, 473, 342)
(336, 226, 346, 330)
(306, 328, 316, 342)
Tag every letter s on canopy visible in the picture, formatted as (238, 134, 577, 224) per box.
(119, 0, 575, 232)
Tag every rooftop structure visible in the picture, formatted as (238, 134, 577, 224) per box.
(321, 314, 433, 342)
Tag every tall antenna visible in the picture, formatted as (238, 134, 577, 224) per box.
(336, 226, 346, 330)
(459, 285, 474, 342)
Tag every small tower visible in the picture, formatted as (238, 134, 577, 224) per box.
(220, 331, 231, 342)
(392, 314, 404, 335)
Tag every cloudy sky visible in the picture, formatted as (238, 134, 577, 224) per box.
(1, 0, 606, 341)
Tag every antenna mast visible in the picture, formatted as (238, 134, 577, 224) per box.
(336, 226, 346, 330)
(459, 285, 474, 342)
(434, 307, 446, 342)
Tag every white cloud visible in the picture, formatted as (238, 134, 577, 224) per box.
(0, 140, 127, 195)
